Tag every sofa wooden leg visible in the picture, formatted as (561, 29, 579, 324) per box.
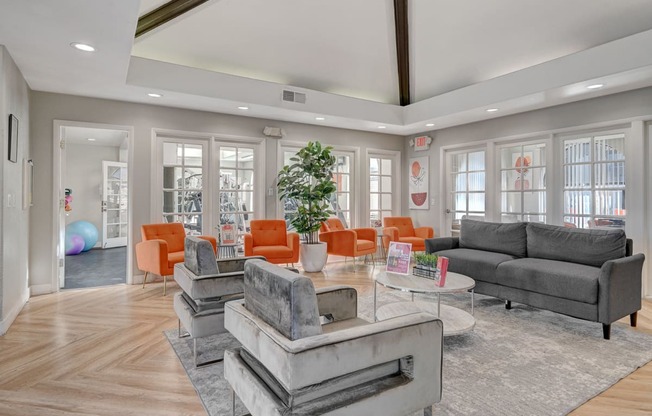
(505, 300, 511, 310)
(630, 312, 638, 327)
(603, 324, 611, 340)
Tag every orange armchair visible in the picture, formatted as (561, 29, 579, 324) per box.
(135, 223, 216, 295)
(382, 217, 434, 253)
(319, 218, 377, 261)
(244, 220, 299, 265)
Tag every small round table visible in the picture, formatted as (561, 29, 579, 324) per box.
(374, 271, 476, 336)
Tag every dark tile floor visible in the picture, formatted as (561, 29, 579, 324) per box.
(64, 247, 127, 289)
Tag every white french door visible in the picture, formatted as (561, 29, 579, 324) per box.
(101, 161, 128, 248)
(444, 148, 486, 236)
(213, 140, 263, 253)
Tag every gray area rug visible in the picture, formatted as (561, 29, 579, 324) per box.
(165, 291, 652, 416)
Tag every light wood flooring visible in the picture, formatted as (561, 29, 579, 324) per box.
(0, 261, 651, 415)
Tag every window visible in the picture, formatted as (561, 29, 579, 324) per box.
(448, 149, 485, 232)
(369, 156, 393, 227)
(331, 153, 352, 227)
(499, 143, 546, 223)
(161, 142, 205, 234)
(563, 133, 625, 229)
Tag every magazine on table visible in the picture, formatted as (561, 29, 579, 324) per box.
(434, 256, 449, 287)
(386, 242, 412, 275)
(220, 224, 236, 245)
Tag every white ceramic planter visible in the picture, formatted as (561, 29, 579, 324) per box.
(300, 242, 328, 272)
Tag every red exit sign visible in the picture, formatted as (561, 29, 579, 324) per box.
(414, 135, 431, 151)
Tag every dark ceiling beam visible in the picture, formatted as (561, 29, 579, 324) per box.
(393, 0, 410, 106)
(136, 0, 210, 38)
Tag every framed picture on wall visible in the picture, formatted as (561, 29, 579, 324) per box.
(8, 114, 18, 163)
(409, 156, 428, 209)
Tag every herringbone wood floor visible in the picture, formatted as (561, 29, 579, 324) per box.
(1, 262, 651, 415)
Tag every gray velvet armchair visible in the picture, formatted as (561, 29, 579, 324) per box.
(224, 259, 443, 416)
(173, 236, 264, 366)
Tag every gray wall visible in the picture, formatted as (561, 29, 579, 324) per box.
(0, 46, 30, 334)
(65, 143, 120, 245)
(29, 92, 403, 290)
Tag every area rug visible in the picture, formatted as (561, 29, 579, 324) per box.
(165, 291, 652, 415)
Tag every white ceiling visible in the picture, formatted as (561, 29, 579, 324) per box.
(2, 0, 652, 136)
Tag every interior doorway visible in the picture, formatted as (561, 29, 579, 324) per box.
(53, 121, 134, 290)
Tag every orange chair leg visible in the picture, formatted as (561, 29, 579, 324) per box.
(164, 275, 167, 296)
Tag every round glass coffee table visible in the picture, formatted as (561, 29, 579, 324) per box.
(374, 271, 476, 336)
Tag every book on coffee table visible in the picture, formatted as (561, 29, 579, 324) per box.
(386, 242, 412, 275)
(434, 256, 449, 286)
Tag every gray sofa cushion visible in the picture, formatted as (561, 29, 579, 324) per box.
(434, 248, 517, 284)
(497, 258, 601, 304)
(459, 220, 527, 257)
(244, 259, 322, 341)
(526, 223, 626, 267)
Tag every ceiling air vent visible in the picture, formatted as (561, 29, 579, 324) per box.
(282, 90, 306, 104)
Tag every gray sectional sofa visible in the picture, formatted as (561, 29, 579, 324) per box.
(425, 219, 645, 339)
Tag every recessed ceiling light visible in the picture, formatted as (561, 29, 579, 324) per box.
(315, 117, 326, 121)
(587, 84, 604, 89)
(238, 106, 249, 110)
(377, 125, 387, 129)
(70, 42, 95, 52)
(87, 138, 96, 141)
(486, 108, 499, 112)
(426, 123, 435, 127)
(148, 93, 162, 98)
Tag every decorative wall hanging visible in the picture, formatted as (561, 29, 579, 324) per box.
(409, 156, 429, 210)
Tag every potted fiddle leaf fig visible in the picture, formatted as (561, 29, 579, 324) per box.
(277, 141, 337, 272)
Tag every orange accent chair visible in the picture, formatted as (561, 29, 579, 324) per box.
(135, 223, 217, 295)
(382, 217, 434, 253)
(319, 218, 377, 261)
(244, 220, 300, 265)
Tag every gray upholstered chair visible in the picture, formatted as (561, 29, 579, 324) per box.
(224, 259, 444, 416)
(173, 236, 264, 367)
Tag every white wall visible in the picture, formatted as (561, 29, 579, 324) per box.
(29, 92, 404, 292)
(0, 46, 30, 334)
(65, 143, 120, 245)
(404, 86, 652, 297)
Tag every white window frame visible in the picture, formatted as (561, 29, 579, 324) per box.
(367, 149, 401, 228)
(559, 129, 627, 229)
(496, 140, 548, 224)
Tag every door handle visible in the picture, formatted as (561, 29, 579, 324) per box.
(445, 209, 451, 214)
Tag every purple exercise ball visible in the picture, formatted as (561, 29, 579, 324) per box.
(65, 234, 85, 255)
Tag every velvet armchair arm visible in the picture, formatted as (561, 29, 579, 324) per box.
(319, 229, 357, 256)
(135, 239, 169, 276)
(287, 232, 300, 257)
(414, 226, 434, 239)
(243, 233, 253, 256)
(353, 227, 377, 242)
(382, 226, 399, 242)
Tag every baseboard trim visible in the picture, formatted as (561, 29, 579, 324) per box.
(0, 291, 29, 336)
(30, 284, 54, 296)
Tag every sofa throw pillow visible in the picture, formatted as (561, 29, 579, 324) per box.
(526, 223, 626, 267)
(459, 219, 527, 258)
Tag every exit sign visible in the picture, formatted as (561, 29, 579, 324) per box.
(413, 135, 431, 151)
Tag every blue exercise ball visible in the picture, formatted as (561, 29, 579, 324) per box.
(66, 221, 99, 252)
